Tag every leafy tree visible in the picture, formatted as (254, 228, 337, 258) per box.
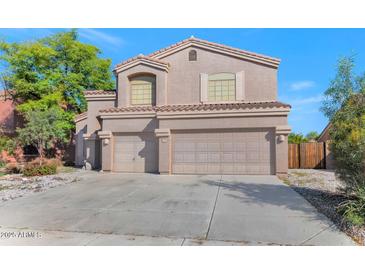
(306, 131, 319, 141)
(330, 93, 365, 187)
(0, 29, 114, 113)
(16, 107, 73, 162)
(0, 30, 114, 159)
(288, 133, 308, 144)
(321, 56, 365, 225)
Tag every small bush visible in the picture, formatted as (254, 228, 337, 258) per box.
(0, 135, 17, 156)
(23, 163, 57, 177)
(339, 185, 365, 226)
(5, 163, 22, 174)
(47, 158, 63, 167)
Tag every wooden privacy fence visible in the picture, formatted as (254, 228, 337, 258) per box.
(288, 142, 326, 169)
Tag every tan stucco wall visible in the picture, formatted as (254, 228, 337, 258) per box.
(100, 135, 113, 171)
(117, 64, 168, 107)
(86, 99, 116, 134)
(159, 115, 287, 130)
(275, 135, 288, 175)
(81, 42, 289, 175)
(102, 117, 158, 133)
(114, 46, 278, 107)
(160, 46, 278, 104)
(100, 114, 289, 175)
(75, 118, 87, 166)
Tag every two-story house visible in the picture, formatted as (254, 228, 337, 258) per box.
(74, 37, 291, 176)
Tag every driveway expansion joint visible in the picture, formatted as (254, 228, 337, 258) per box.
(204, 175, 222, 240)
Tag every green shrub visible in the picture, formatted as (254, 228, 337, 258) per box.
(5, 163, 22, 174)
(0, 135, 17, 155)
(23, 163, 57, 177)
(339, 185, 365, 226)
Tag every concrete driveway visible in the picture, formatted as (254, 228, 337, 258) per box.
(0, 172, 355, 245)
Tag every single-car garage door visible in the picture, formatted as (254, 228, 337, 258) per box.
(113, 133, 158, 173)
(172, 129, 275, 175)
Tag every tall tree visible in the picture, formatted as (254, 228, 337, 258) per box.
(306, 131, 319, 141)
(321, 56, 365, 225)
(0, 29, 114, 113)
(320, 56, 365, 119)
(288, 133, 308, 144)
(0, 30, 115, 156)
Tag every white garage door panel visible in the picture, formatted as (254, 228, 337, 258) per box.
(113, 134, 157, 173)
(172, 129, 274, 175)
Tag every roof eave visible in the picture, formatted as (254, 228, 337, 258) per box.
(114, 58, 169, 74)
(150, 39, 281, 68)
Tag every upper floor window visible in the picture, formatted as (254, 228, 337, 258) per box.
(189, 50, 197, 61)
(130, 75, 156, 105)
(208, 73, 236, 102)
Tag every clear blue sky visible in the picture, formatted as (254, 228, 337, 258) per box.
(1, 28, 365, 135)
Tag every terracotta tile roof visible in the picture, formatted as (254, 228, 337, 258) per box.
(99, 101, 291, 114)
(114, 54, 169, 71)
(75, 111, 87, 122)
(100, 105, 155, 113)
(113, 37, 280, 73)
(157, 101, 290, 112)
(149, 37, 280, 64)
(83, 90, 116, 96)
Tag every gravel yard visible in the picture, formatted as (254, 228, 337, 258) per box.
(0, 168, 85, 202)
(286, 169, 365, 245)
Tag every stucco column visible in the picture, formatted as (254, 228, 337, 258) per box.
(98, 131, 113, 172)
(155, 128, 171, 175)
(275, 126, 291, 178)
(83, 133, 101, 170)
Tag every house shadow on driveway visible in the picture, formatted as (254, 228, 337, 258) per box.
(203, 177, 321, 218)
(199, 176, 355, 245)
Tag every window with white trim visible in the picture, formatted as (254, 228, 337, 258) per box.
(208, 73, 236, 102)
(130, 75, 156, 105)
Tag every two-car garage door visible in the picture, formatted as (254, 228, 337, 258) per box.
(112, 129, 275, 175)
(172, 129, 275, 175)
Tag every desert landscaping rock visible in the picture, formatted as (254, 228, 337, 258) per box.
(287, 169, 365, 245)
(0, 169, 85, 202)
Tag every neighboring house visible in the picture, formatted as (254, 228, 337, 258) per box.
(0, 90, 17, 135)
(318, 123, 335, 169)
(75, 37, 291, 176)
(317, 123, 331, 143)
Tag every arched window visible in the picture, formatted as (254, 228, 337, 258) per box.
(208, 73, 236, 101)
(130, 75, 156, 105)
(189, 50, 197, 61)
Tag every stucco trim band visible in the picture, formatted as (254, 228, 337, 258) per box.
(99, 112, 156, 119)
(275, 125, 291, 135)
(98, 131, 113, 139)
(85, 94, 116, 101)
(155, 128, 171, 137)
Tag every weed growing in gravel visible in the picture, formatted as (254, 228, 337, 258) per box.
(292, 172, 307, 177)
